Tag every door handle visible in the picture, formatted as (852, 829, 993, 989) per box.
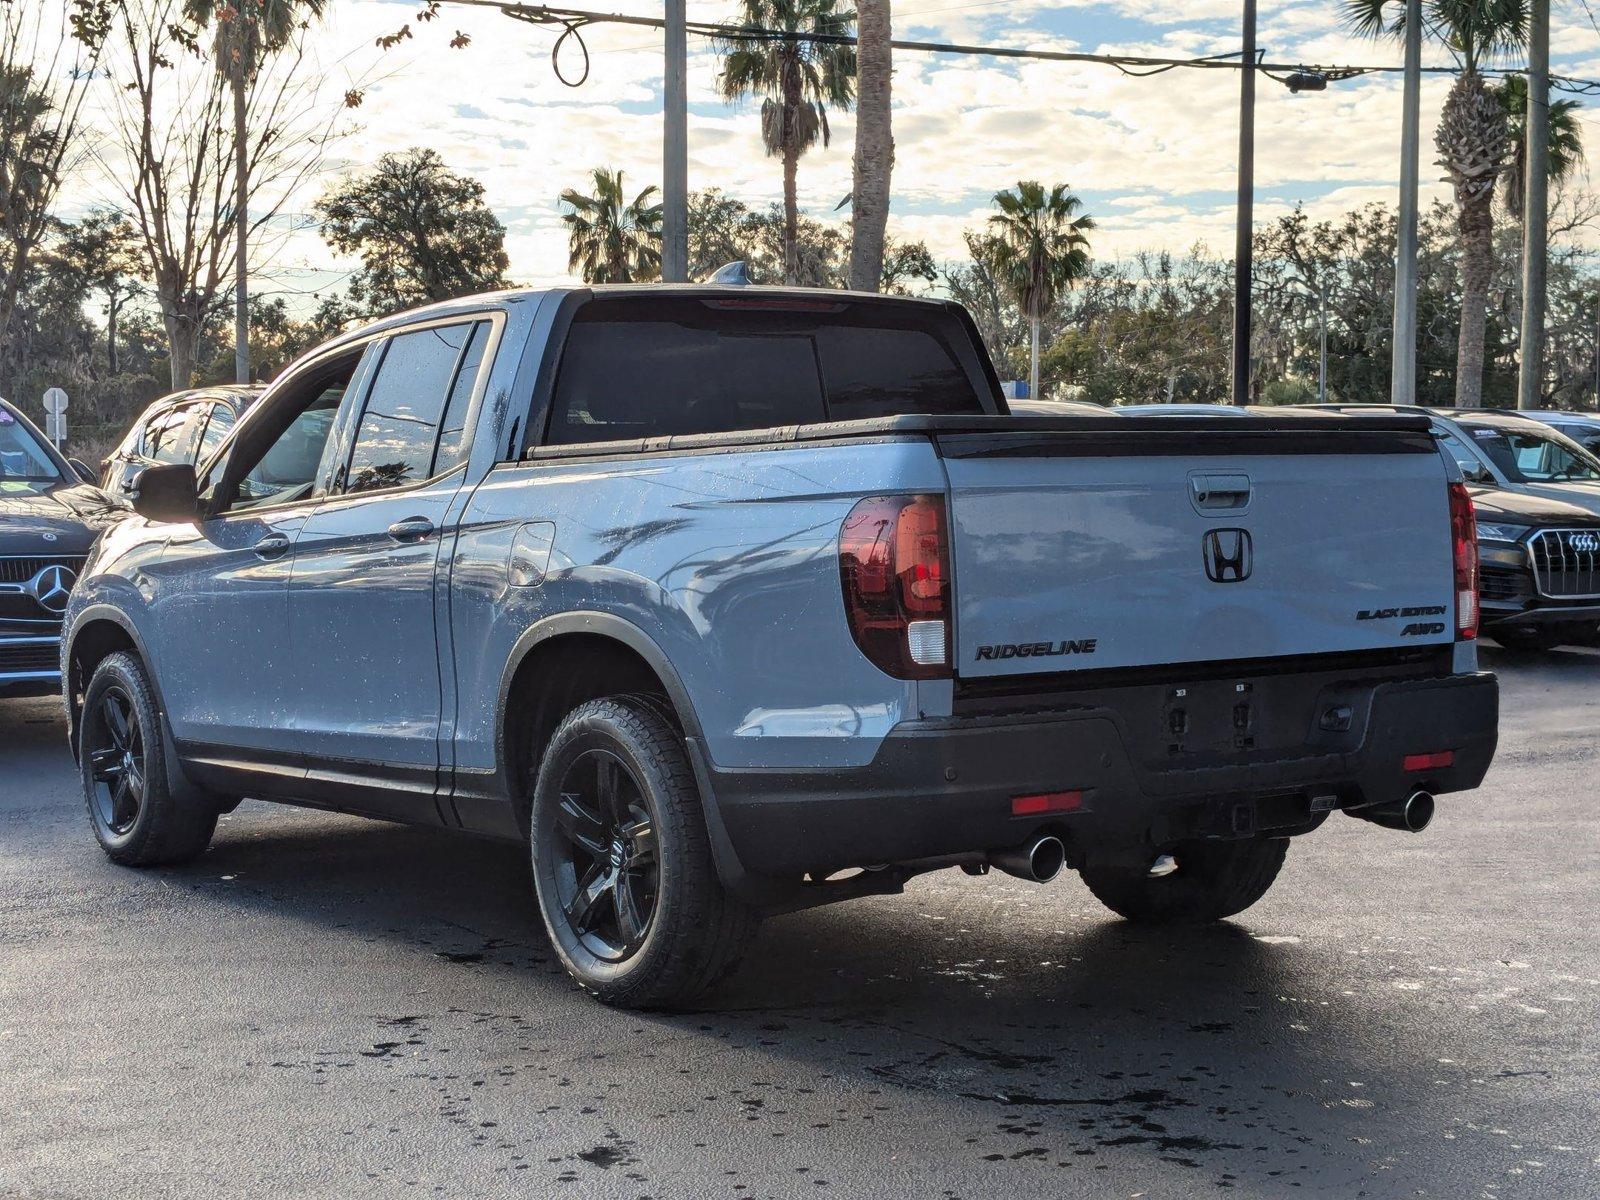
(388, 516, 435, 543)
(1190, 473, 1253, 511)
(253, 533, 291, 560)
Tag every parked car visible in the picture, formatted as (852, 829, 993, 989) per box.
(1301, 404, 1600, 651)
(1461, 407, 1600, 457)
(100, 385, 262, 500)
(1007, 398, 1109, 416)
(1115, 403, 1255, 416)
(1, 398, 122, 698)
(63, 286, 1498, 1009)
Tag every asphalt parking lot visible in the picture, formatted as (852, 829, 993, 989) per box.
(2, 645, 1598, 1200)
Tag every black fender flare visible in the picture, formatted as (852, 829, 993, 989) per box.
(64, 605, 160, 742)
(492, 611, 762, 894)
(63, 604, 206, 803)
(493, 610, 707, 759)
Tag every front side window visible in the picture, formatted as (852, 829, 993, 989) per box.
(0, 405, 60, 481)
(345, 322, 478, 494)
(207, 359, 361, 514)
(1464, 424, 1600, 483)
(232, 392, 341, 509)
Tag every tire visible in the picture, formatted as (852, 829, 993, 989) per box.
(79, 651, 217, 867)
(528, 696, 758, 1009)
(1080, 838, 1288, 924)
(1490, 626, 1568, 652)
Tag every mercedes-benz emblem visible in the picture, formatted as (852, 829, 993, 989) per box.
(28, 564, 75, 613)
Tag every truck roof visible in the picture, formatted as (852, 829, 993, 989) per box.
(314, 284, 959, 359)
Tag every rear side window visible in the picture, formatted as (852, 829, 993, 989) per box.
(546, 298, 990, 445)
(145, 405, 202, 464)
(197, 404, 235, 461)
(431, 321, 490, 476)
(345, 321, 482, 494)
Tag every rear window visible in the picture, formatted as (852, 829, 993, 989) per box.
(546, 297, 990, 445)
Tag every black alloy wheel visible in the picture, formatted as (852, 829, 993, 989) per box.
(86, 685, 145, 836)
(529, 695, 758, 1008)
(79, 650, 217, 866)
(550, 749, 659, 962)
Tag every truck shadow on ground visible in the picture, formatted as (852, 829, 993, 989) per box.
(171, 809, 1469, 1187)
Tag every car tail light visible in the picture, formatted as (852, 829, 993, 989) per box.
(839, 494, 951, 679)
(1449, 482, 1479, 640)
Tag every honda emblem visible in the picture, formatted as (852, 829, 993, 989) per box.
(1203, 528, 1253, 583)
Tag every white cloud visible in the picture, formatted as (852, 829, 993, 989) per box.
(45, 0, 1600, 308)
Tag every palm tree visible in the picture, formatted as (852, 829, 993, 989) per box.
(559, 168, 663, 283)
(987, 181, 1095, 401)
(1496, 75, 1585, 221)
(718, 0, 856, 285)
(185, 0, 326, 383)
(1346, 0, 1526, 408)
(847, 0, 891, 292)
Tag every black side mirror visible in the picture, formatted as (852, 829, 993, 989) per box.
(68, 457, 96, 484)
(132, 463, 200, 524)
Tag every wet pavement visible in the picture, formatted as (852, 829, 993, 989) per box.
(2, 644, 1597, 1198)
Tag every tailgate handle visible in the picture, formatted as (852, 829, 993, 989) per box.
(1190, 473, 1252, 511)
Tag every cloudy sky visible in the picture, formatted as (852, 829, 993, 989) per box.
(67, 0, 1600, 308)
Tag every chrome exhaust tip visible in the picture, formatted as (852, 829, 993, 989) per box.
(1350, 790, 1435, 833)
(990, 835, 1066, 883)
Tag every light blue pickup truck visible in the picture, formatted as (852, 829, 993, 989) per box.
(62, 286, 1499, 1007)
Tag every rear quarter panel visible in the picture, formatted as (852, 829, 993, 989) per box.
(448, 439, 948, 776)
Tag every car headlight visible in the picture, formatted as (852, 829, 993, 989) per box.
(1476, 523, 1530, 543)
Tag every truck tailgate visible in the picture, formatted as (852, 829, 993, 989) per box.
(938, 418, 1455, 678)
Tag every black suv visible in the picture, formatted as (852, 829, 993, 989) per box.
(0, 399, 119, 698)
(1471, 487, 1600, 651)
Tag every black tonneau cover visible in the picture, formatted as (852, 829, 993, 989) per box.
(522, 411, 1438, 461)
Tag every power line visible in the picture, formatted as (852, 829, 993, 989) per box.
(433, 1, 1600, 92)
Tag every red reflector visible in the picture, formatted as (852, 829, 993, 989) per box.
(1011, 790, 1083, 817)
(1403, 751, 1454, 772)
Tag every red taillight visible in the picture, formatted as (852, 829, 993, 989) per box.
(1403, 750, 1454, 773)
(1449, 481, 1478, 640)
(839, 494, 951, 679)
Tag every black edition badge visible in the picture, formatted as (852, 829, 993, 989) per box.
(1203, 528, 1253, 583)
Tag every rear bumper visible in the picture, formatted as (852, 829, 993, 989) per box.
(0, 634, 62, 697)
(700, 671, 1498, 880)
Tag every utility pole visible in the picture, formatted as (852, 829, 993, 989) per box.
(1517, 0, 1550, 411)
(662, 0, 689, 283)
(1231, 0, 1256, 407)
(1390, 0, 1422, 405)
